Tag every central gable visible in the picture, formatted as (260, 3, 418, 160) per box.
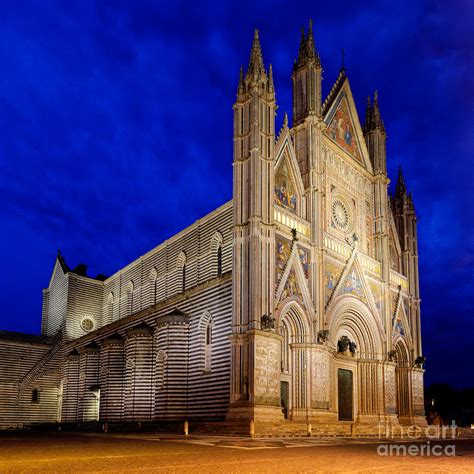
(323, 78, 372, 172)
(325, 94, 362, 163)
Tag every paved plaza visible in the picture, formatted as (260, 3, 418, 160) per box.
(0, 432, 472, 472)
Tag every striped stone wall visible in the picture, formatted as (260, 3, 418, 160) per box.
(41, 201, 233, 343)
(0, 338, 51, 428)
(57, 275, 232, 423)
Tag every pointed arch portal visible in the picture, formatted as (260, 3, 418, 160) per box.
(278, 303, 310, 420)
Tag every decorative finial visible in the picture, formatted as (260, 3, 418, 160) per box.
(247, 28, 265, 78)
(340, 48, 345, 72)
(283, 112, 288, 128)
(238, 65, 244, 93)
(268, 64, 274, 91)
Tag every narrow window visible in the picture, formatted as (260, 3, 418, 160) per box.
(204, 323, 212, 372)
(182, 265, 186, 292)
(126, 282, 134, 316)
(31, 389, 39, 403)
(217, 245, 223, 276)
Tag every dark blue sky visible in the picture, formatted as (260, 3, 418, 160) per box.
(0, 1, 472, 388)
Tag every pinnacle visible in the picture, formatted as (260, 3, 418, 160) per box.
(295, 19, 320, 69)
(395, 165, 407, 196)
(246, 28, 266, 78)
(363, 90, 385, 133)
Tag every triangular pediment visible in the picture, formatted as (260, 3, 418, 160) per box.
(337, 262, 369, 305)
(274, 134, 304, 216)
(323, 79, 372, 172)
(326, 254, 380, 319)
(392, 296, 412, 341)
(275, 240, 313, 309)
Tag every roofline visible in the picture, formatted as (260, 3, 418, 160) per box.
(102, 199, 233, 284)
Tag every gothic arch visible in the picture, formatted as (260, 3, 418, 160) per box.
(327, 296, 384, 359)
(278, 302, 311, 417)
(393, 336, 412, 368)
(198, 311, 214, 373)
(176, 251, 187, 268)
(149, 267, 158, 281)
(125, 280, 134, 294)
(210, 231, 223, 251)
(276, 300, 311, 342)
(394, 337, 411, 417)
(198, 310, 214, 332)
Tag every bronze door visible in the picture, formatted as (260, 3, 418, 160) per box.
(338, 369, 353, 421)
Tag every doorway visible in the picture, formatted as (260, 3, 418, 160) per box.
(338, 369, 353, 421)
(280, 381, 289, 419)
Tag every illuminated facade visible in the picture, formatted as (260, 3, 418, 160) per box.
(0, 24, 425, 435)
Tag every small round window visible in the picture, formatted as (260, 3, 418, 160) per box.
(81, 317, 95, 332)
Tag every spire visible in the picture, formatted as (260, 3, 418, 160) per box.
(372, 90, 385, 130)
(268, 64, 274, 92)
(297, 27, 306, 64)
(363, 90, 385, 133)
(295, 20, 320, 69)
(395, 165, 407, 197)
(238, 65, 244, 94)
(306, 19, 316, 60)
(246, 29, 266, 78)
(364, 96, 372, 129)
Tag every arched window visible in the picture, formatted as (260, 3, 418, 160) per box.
(176, 252, 187, 292)
(149, 268, 158, 304)
(125, 281, 134, 316)
(210, 231, 224, 277)
(199, 311, 213, 373)
(107, 292, 114, 322)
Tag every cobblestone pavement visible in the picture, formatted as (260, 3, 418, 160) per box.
(0, 432, 472, 472)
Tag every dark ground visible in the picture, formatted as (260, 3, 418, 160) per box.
(0, 432, 472, 473)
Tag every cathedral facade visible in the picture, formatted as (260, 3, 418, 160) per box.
(0, 24, 426, 435)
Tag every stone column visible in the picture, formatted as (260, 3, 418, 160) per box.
(154, 309, 190, 420)
(99, 334, 124, 422)
(60, 349, 80, 422)
(124, 323, 154, 421)
(78, 342, 100, 422)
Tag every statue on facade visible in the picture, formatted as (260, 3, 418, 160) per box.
(261, 313, 275, 330)
(414, 356, 426, 368)
(387, 350, 397, 362)
(338, 335, 356, 356)
(349, 340, 357, 355)
(317, 329, 330, 344)
(337, 335, 350, 353)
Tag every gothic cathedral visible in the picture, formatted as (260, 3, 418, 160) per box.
(0, 24, 425, 435)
